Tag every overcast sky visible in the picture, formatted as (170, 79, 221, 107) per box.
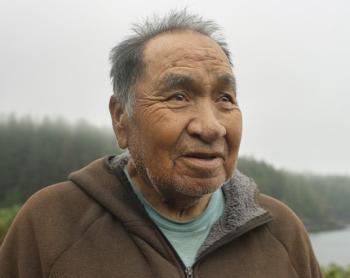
(1, 0, 349, 175)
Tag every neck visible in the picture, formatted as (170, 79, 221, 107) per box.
(127, 161, 212, 222)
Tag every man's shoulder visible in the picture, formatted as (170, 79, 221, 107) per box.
(23, 180, 97, 210)
(258, 194, 301, 223)
(12, 157, 114, 240)
(254, 194, 322, 277)
(258, 193, 307, 235)
(15, 181, 104, 235)
(12, 154, 132, 240)
(257, 193, 314, 263)
(0, 164, 111, 276)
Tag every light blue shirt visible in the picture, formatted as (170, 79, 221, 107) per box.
(124, 168, 225, 267)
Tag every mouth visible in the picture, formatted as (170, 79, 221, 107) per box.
(182, 152, 223, 160)
(178, 151, 224, 170)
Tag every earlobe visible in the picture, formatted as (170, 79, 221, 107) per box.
(109, 95, 129, 149)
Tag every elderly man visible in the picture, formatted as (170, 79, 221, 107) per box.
(0, 11, 322, 278)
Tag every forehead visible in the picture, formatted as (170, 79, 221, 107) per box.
(142, 31, 231, 77)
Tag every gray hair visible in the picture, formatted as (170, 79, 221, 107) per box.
(109, 9, 232, 115)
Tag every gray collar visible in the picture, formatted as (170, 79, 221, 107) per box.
(197, 170, 271, 259)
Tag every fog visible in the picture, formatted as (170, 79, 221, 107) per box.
(0, 0, 349, 175)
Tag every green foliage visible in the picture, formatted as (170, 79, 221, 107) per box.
(237, 158, 350, 232)
(0, 204, 20, 243)
(0, 115, 120, 207)
(323, 264, 350, 278)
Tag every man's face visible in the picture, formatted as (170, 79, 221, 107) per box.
(119, 31, 242, 199)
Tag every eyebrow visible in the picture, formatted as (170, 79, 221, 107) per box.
(160, 72, 236, 95)
(161, 73, 196, 89)
(217, 73, 237, 96)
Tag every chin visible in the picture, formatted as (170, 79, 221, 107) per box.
(142, 161, 229, 198)
(167, 175, 225, 197)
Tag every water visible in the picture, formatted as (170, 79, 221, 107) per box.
(310, 227, 350, 267)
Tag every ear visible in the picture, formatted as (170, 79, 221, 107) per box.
(109, 95, 129, 149)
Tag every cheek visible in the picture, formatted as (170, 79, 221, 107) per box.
(224, 111, 243, 172)
(229, 112, 243, 148)
(136, 107, 187, 157)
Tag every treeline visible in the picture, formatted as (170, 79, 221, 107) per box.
(1, 115, 350, 232)
(0, 115, 118, 206)
(238, 158, 350, 231)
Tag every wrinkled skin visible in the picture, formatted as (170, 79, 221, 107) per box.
(110, 31, 242, 220)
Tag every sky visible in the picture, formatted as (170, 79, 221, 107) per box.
(0, 0, 349, 175)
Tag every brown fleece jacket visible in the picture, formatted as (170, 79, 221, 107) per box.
(0, 154, 323, 278)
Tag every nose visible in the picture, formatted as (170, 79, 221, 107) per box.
(187, 102, 226, 143)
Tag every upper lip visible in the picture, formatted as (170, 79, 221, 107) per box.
(181, 151, 224, 159)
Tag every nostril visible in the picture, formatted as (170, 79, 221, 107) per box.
(187, 116, 226, 143)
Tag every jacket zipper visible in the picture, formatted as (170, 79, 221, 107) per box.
(185, 266, 194, 278)
(120, 176, 193, 277)
(154, 225, 195, 277)
(150, 222, 196, 278)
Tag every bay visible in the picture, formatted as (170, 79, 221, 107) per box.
(310, 226, 350, 267)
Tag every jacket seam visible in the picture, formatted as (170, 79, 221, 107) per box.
(265, 225, 300, 278)
(127, 234, 156, 276)
(48, 209, 105, 277)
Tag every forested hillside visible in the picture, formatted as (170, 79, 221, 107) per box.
(1, 115, 350, 233)
(0, 115, 118, 206)
(238, 158, 350, 231)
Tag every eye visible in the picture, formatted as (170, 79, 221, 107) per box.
(168, 92, 187, 102)
(218, 93, 235, 104)
(219, 95, 233, 103)
(216, 93, 238, 110)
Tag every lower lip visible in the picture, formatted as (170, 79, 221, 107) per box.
(178, 156, 223, 170)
